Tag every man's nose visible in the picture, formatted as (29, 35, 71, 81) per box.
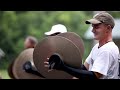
(92, 28, 95, 33)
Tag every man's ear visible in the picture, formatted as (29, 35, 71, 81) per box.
(106, 25, 112, 33)
(107, 25, 112, 29)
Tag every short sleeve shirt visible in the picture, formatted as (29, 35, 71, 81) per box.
(86, 42, 119, 79)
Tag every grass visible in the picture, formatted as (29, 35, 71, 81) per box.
(0, 58, 11, 79)
(0, 69, 10, 79)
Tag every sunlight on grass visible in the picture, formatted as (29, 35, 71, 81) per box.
(0, 70, 10, 79)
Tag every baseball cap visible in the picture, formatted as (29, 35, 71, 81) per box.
(85, 12, 115, 28)
(44, 24, 67, 35)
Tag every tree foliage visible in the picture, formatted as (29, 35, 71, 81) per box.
(0, 11, 119, 69)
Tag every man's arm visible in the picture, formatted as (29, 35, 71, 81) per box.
(84, 62, 89, 70)
(48, 54, 98, 79)
(84, 62, 103, 79)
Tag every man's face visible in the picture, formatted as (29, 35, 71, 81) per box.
(91, 23, 109, 40)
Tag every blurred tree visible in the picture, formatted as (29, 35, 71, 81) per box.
(1, 11, 120, 71)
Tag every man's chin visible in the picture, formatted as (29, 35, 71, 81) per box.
(93, 38, 98, 40)
(93, 36, 99, 40)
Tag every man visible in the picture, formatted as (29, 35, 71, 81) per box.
(46, 12, 120, 79)
(8, 36, 38, 79)
(24, 36, 38, 49)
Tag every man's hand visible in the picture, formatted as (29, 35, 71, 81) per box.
(45, 53, 65, 71)
(23, 61, 33, 73)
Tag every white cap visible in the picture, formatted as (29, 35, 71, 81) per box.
(44, 24, 67, 35)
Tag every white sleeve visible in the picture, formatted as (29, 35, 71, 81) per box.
(91, 51, 110, 75)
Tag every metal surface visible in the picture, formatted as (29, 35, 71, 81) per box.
(12, 48, 44, 79)
(33, 36, 82, 79)
(58, 32, 84, 58)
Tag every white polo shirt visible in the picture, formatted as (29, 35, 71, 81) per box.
(86, 42, 119, 79)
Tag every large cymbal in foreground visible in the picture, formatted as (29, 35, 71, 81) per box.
(12, 48, 44, 79)
(33, 36, 82, 79)
(58, 32, 84, 58)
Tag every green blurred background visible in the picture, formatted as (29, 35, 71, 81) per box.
(0, 11, 120, 79)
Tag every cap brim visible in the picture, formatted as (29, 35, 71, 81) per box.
(85, 19, 102, 24)
(45, 31, 57, 35)
(44, 32, 52, 35)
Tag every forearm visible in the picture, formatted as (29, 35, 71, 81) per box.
(63, 64, 98, 79)
(23, 61, 45, 78)
(81, 64, 87, 70)
(48, 54, 97, 79)
(25, 68, 45, 78)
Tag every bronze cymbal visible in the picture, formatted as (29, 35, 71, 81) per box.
(33, 36, 82, 79)
(12, 48, 44, 79)
(58, 32, 84, 58)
